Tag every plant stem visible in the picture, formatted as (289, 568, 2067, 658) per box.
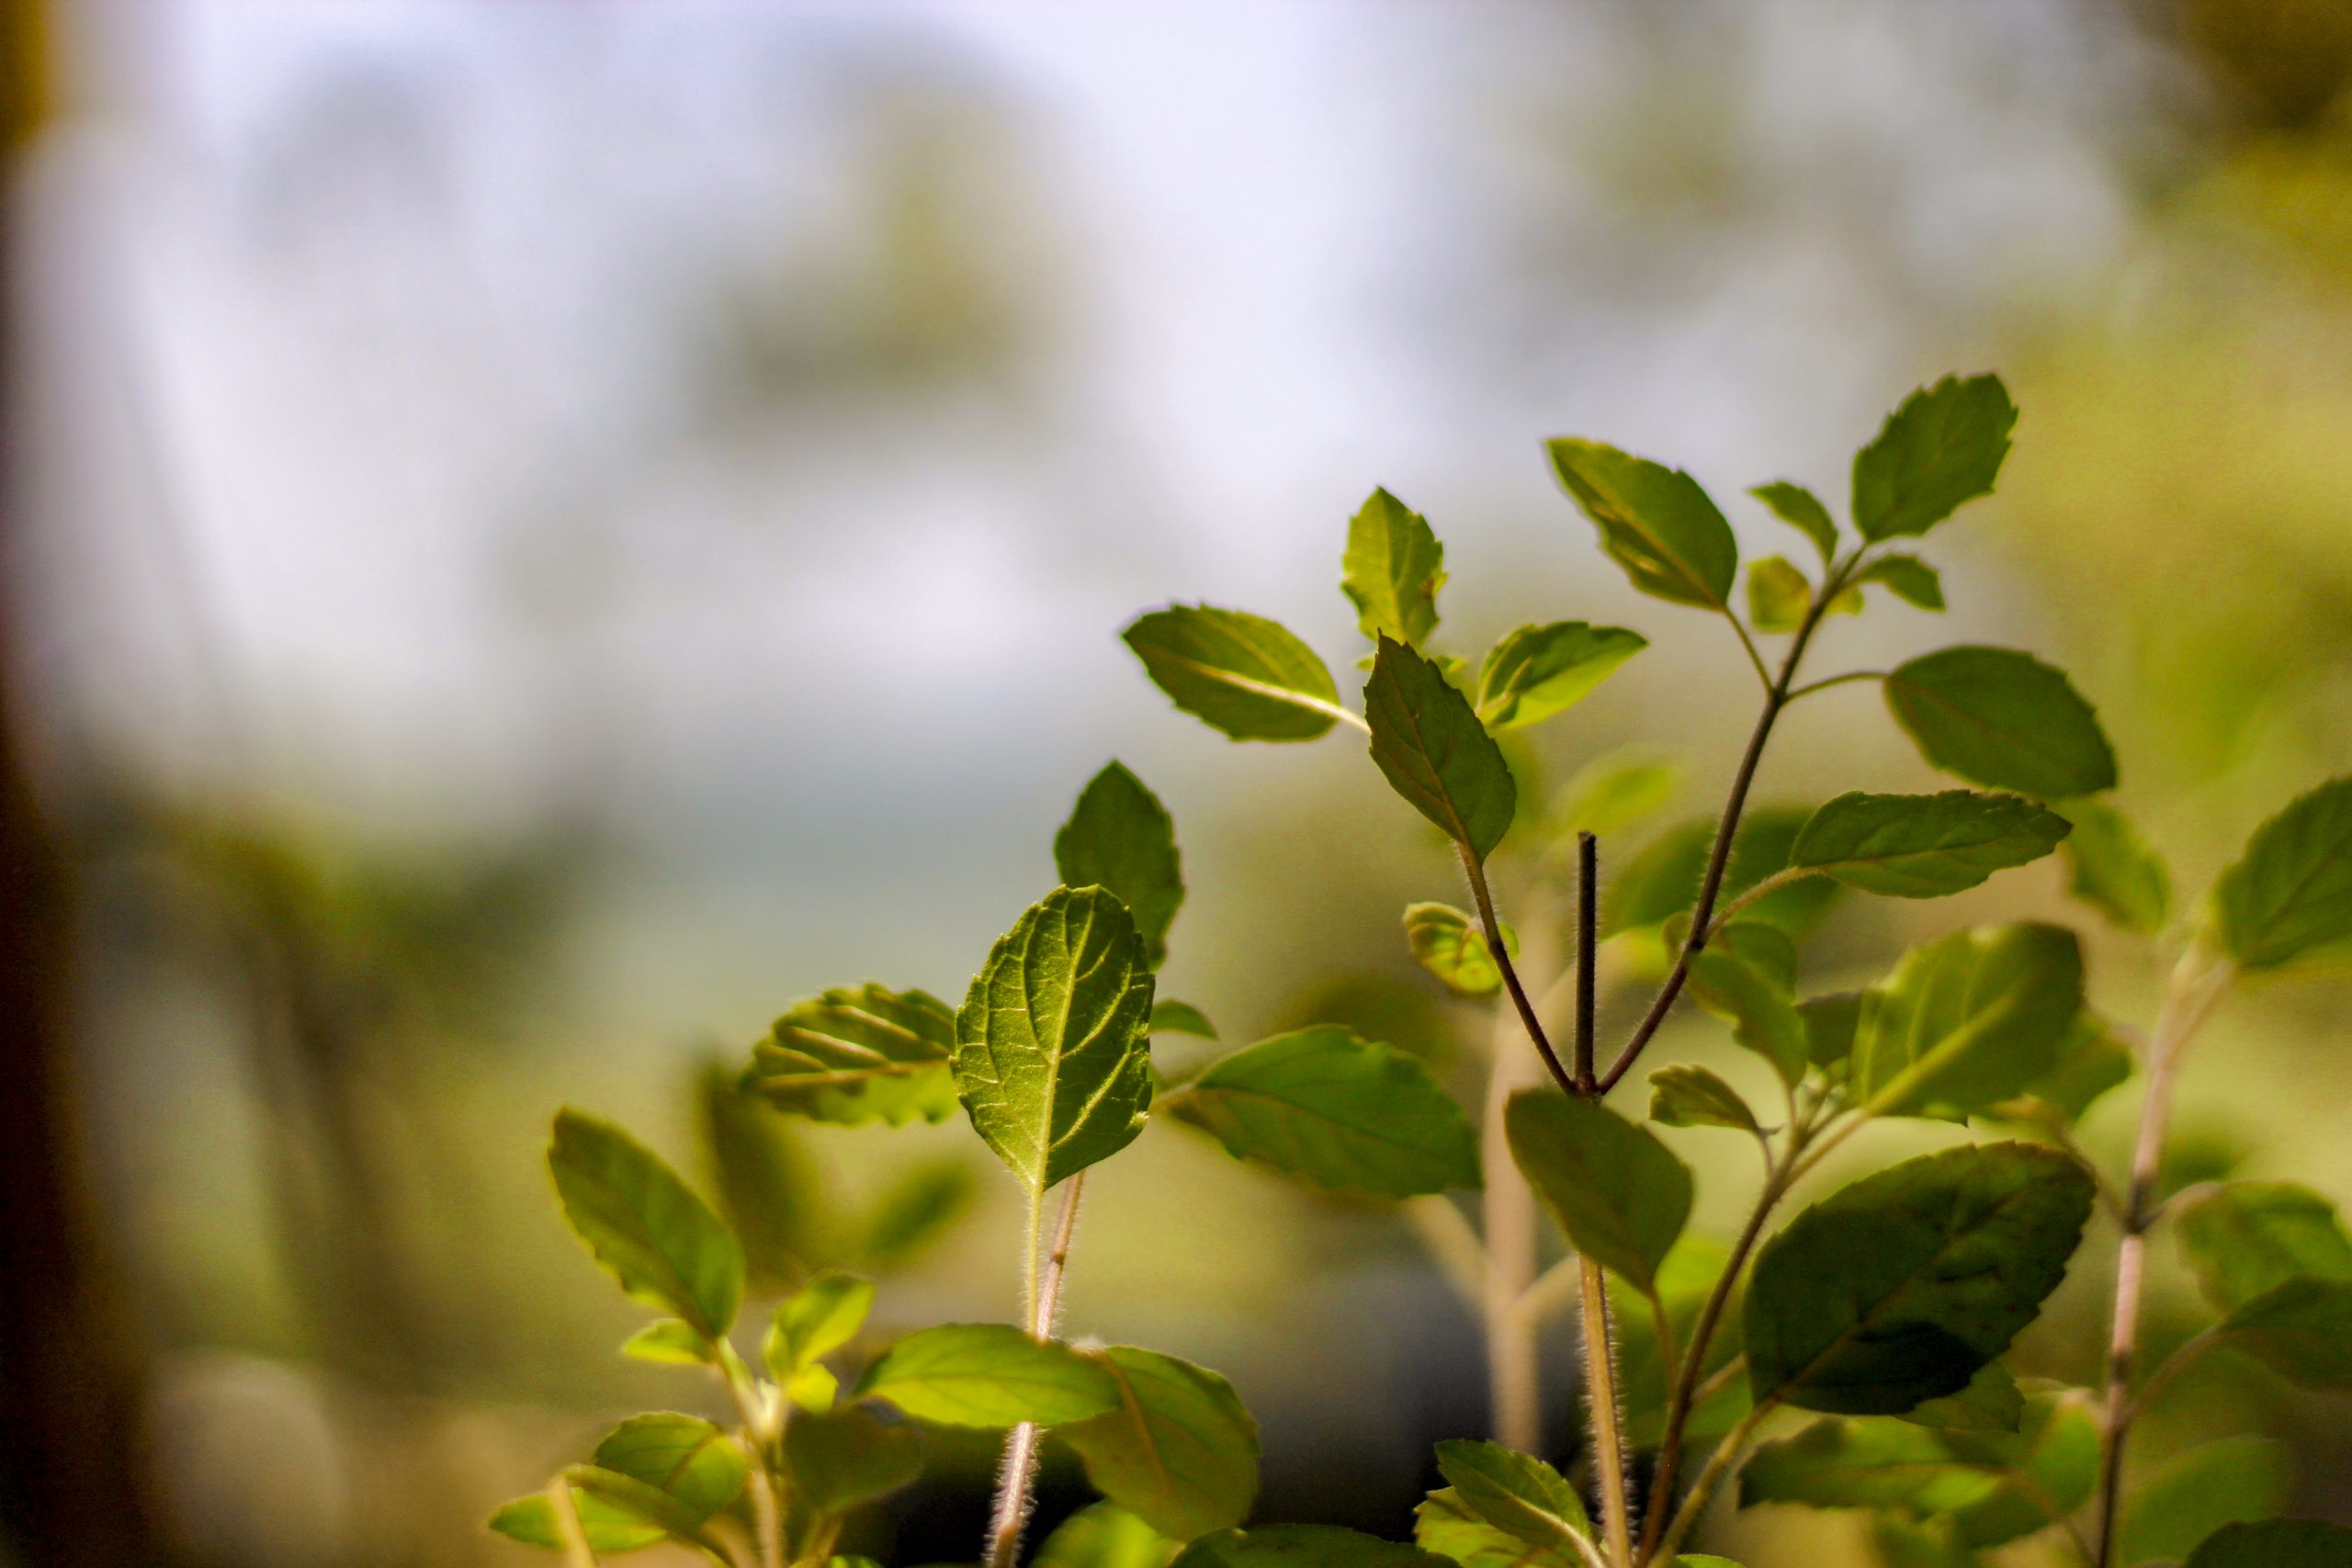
(987, 1173, 1087, 1568)
(1462, 844, 1575, 1098)
(1404, 1195, 1490, 1315)
(1652, 1398, 1770, 1562)
(717, 1342, 785, 1568)
(1783, 669, 1886, 702)
(548, 1476, 603, 1568)
(1575, 833, 1599, 1089)
(1578, 1256, 1634, 1568)
(2092, 950, 2233, 1568)
(1483, 917, 1560, 1451)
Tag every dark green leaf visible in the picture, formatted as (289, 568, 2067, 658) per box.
(1745, 1142, 2094, 1415)
(1365, 637, 1518, 863)
(1898, 1361, 2023, 1434)
(1884, 647, 2117, 798)
(1649, 1064, 1763, 1136)
(2212, 776, 2352, 969)
(1749, 481, 1838, 566)
(1799, 992, 1861, 1072)
(2119, 1436, 2292, 1568)
(784, 1403, 922, 1517)
(1505, 1090, 1692, 1292)
(1036, 1503, 1180, 1568)
(764, 1270, 874, 1382)
(1057, 762, 1185, 967)
(1414, 1489, 1581, 1568)
(1851, 374, 2017, 541)
(1790, 791, 2070, 899)
(1165, 1026, 1481, 1199)
(1856, 555, 1945, 611)
(1343, 489, 1446, 648)
(1403, 902, 1513, 998)
(1747, 557, 1812, 634)
(1475, 622, 1647, 730)
(2004, 1012, 2133, 1125)
(548, 1110, 744, 1339)
(1685, 948, 1809, 1087)
(1060, 1347, 1261, 1540)
(747, 985, 960, 1127)
(1125, 605, 1345, 742)
(955, 886, 1156, 1191)
(1852, 924, 2084, 1118)
(2177, 1181, 2352, 1314)
(854, 1324, 1122, 1427)
(2057, 798, 2172, 936)
(2185, 1520, 2352, 1568)
(1151, 1000, 1219, 1039)
(1433, 1439, 1591, 1557)
(2220, 1276, 2352, 1387)
(1546, 438, 1739, 609)
(1171, 1525, 1452, 1568)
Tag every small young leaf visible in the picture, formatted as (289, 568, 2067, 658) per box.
(1171, 1525, 1452, 1568)
(1125, 605, 1345, 742)
(1554, 749, 1681, 837)
(763, 1270, 875, 1382)
(2057, 797, 2171, 935)
(1475, 622, 1647, 730)
(1150, 1000, 1219, 1039)
(1650, 1064, 1763, 1136)
(2211, 775, 2352, 969)
(1685, 948, 1809, 1087)
(2185, 1519, 2352, 1568)
(2220, 1276, 2352, 1387)
(2119, 1436, 2293, 1568)
(1433, 1439, 1592, 1556)
(783, 1402, 923, 1517)
(1057, 761, 1185, 966)
(1851, 374, 2017, 541)
(1342, 488, 1446, 648)
(1059, 1347, 1261, 1541)
(746, 984, 960, 1127)
(1852, 924, 2085, 1118)
(1402, 902, 1514, 998)
(1749, 481, 1838, 566)
(1036, 1503, 1181, 1568)
(1745, 1142, 2094, 1414)
(854, 1323, 1122, 1427)
(1885, 647, 2118, 798)
(1897, 1360, 2023, 1434)
(1164, 1026, 1481, 1199)
(1415, 1488, 1582, 1568)
(594, 1414, 750, 1521)
(955, 886, 1156, 1192)
(1546, 438, 1739, 609)
(2177, 1181, 2352, 1314)
(1747, 557, 1812, 634)
(548, 1110, 745, 1339)
(1505, 1090, 1693, 1292)
(1365, 637, 1518, 863)
(621, 1318, 712, 1366)
(1850, 554, 1944, 612)
(1788, 791, 2071, 899)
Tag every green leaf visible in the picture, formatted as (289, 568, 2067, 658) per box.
(1124, 605, 1345, 742)
(2219, 1276, 2352, 1387)
(2177, 1181, 2352, 1314)
(2119, 1436, 2292, 1568)
(1475, 622, 1647, 730)
(594, 1414, 750, 1521)
(955, 886, 1156, 1192)
(1852, 924, 2085, 1118)
(1674, 1561, 1747, 1568)
(2212, 775, 2352, 969)
(1059, 1347, 1261, 1541)
(1868, 1519, 1981, 1568)
(1884, 647, 2118, 798)
(1057, 762, 1186, 967)
(1171, 1525, 1452, 1568)
(1851, 374, 2017, 541)
(764, 1270, 874, 1382)
(1611, 1235, 1747, 1451)
(2185, 1520, 2352, 1568)
(1898, 1361, 2023, 1434)
(1749, 481, 1838, 567)
(1685, 947, 1809, 1087)
(1546, 438, 1739, 609)
(1554, 749, 1681, 837)
(1365, 637, 1518, 863)
(1505, 1090, 1692, 1292)
(490, 1487, 667, 1555)
(1799, 992, 1861, 1072)
(854, 1324, 1122, 1427)
(1606, 808, 1839, 938)
(1403, 902, 1515, 998)
(1788, 791, 2071, 898)
(621, 1318, 713, 1366)
(1433, 1438, 1593, 1557)
(1343, 488, 1446, 648)
(860, 1157, 979, 1271)
(2004, 1011, 2133, 1126)
(2057, 798, 2172, 936)
(1747, 557, 1812, 634)
(1649, 1064, 1763, 1136)
(548, 1110, 744, 1339)
(1856, 555, 1946, 611)
(1745, 1142, 2094, 1415)
(1036, 1503, 1181, 1568)
(1165, 1026, 1480, 1199)
(1414, 1489, 1582, 1568)
(784, 1402, 923, 1517)
(1151, 1000, 1218, 1039)
(747, 984, 960, 1127)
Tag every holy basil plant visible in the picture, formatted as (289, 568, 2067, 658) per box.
(500, 374, 2352, 1568)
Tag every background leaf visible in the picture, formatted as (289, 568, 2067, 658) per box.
(1685, 947, 1808, 1086)
(2058, 798, 2172, 934)
(1749, 480, 1838, 565)
(2177, 1181, 2352, 1314)
(2219, 1277, 2352, 1388)
(1606, 807, 1840, 938)
(1057, 762, 1185, 967)
(854, 1323, 1121, 1427)
(783, 1402, 922, 1517)
(1546, 437, 1739, 609)
(747, 985, 960, 1127)
(2212, 775, 2352, 969)
(1151, 1000, 1218, 1039)
(1125, 605, 1343, 742)
(1342, 488, 1446, 648)
(764, 1270, 874, 1381)
(2185, 1519, 2352, 1568)
(1365, 637, 1518, 863)
(1476, 621, 1646, 730)
(1171, 1525, 1453, 1568)
(1036, 1504, 1180, 1568)
(1885, 647, 2117, 798)
(2119, 1436, 2293, 1568)
(1554, 749, 1682, 838)
(1852, 924, 2084, 1117)
(1058, 1347, 1261, 1541)
(1505, 1090, 1692, 1291)
(1851, 374, 2017, 540)
(1790, 791, 2070, 899)
(548, 1110, 744, 1339)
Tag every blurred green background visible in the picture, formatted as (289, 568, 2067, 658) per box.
(4, 2, 2352, 1564)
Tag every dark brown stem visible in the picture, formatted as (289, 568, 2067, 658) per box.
(1462, 845, 1575, 1099)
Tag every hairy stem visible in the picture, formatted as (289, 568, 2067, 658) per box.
(2093, 951, 2233, 1568)
(987, 1174, 1087, 1568)
(717, 1342, 785, 1568)
(1579, 1256, 1634, 1568)
(1463, 844, 1575, 1097)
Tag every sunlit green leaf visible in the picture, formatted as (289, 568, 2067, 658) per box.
(1749, 481, 1838, 566)
(1855, 555, 1945, 611)
(1403, 902, 1514, 998)
(1747, 557, 1812, 634)
(2119, 1436, 2292, 1568)
(2177, 1181, 2352, 1314)
(621, 1318, 712, 1367)
(1852, 924, 2084, 1118)
(1171, 1525, 1452, 1568)
(1342, 488, 1446, 649)
(1686, 948, 1809, 1087)
(854, 1324, 1121, 1427)
(1433, 1439, 1592, 1557)
(1789, 791, 2069, 899)
(548, 1110, 744, 1339)
(1650, 1064, 1763, 1137)
(1165, 1026, 1480, 1199)
(1475, 622, 1647, 730)
(1414, 1488, 1581, 1568)
(492, 1464, 719, 1556)
(784, 1402, 922, 1517)
(1365, 637, 1518, 863)
(1506, 1090, 1692, 1291)
(1884, 647, 2117, 798)
(1125, 605, 1345, 742)
(1060, 1347, 1261, 1541)
(2212, 775, 2352, 969)
(1057, 762, 1185, 966)
(764, 1270, 874, 1382)
(594, 1415, 750, 1521)
(1036, 1503, 1181, 1568)
(955, 886, 1156, 1192)
(1546, 438, 1739, 609)
(1851, 374, 2017, 541)
(1745, 1142, 2094, 1414)
(747, 984, 960, 1127)
(2185, 1519, 2352, 1568)
(1151, 1000, 1218, 1039)
(2057, 798, 2172, 936)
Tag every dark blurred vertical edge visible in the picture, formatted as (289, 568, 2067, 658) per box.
(0, 1, 173, 1561)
